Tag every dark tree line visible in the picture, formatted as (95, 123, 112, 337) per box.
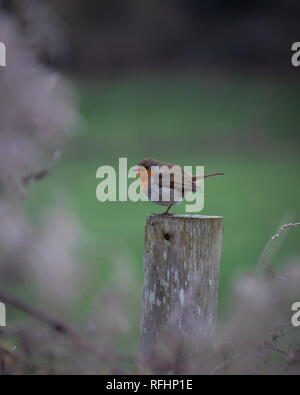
(1, 0, 299, 74)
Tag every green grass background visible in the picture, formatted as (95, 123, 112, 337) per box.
(25, 74, 300, 353)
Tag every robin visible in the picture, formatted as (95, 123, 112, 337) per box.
(135, 158, 224, 215)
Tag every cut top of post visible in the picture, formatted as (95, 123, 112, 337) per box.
(146, 214, 223, 222)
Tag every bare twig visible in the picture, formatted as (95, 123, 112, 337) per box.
(258, 222, 300, 272)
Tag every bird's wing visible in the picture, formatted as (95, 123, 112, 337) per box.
(151, 166, 196, 193)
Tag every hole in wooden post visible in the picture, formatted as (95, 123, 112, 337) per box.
(163, 233, 170, 241)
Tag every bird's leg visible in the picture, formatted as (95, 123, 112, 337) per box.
(161, 204, 173, 216)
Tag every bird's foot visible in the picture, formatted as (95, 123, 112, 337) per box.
(161, 211, 174, 216)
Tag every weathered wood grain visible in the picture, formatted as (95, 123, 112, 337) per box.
(140, 214, 223, 371)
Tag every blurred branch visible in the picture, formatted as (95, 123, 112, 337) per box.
(0, 291, 75, 337)
(0, 291, 135, 370)
(265, 345, 300, 364)
(22, 169, 50, 186)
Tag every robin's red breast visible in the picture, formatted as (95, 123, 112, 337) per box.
(135, 158, 224, 215)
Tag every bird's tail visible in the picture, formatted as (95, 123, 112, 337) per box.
(192, 172, 224, 182)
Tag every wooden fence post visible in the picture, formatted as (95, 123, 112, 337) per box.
(140, 214, 223, 372)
